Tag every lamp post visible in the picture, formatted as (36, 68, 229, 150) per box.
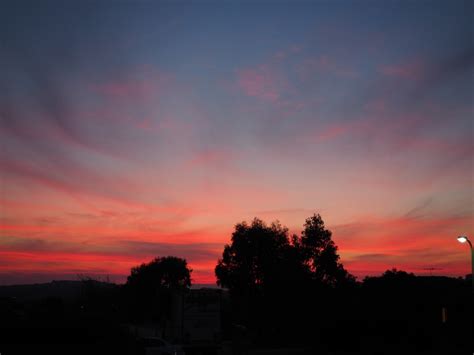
(457, 236, 473, 291)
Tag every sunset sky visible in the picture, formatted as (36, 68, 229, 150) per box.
(1, 0, 473, 285)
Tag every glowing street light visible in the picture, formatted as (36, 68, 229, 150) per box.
(457, 235, 473, 291)
(457, 236, 469, 244)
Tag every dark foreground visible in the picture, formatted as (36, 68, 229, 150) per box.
(0, 277, 472, 355)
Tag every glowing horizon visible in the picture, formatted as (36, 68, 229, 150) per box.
(1, 0, 473, 285)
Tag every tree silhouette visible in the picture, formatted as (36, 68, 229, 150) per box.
(124, 256, 191, 324)
(363, 268, 416, 290)
(215, 218, 292, 292)
(127, 256, 192, 290)
(215, 218, 301, 335)
(295, 214, 355, 286)
(215, 215, 353, 291)
(215, 214, 354, 339)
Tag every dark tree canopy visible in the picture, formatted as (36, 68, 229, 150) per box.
(215, 214, 355, 336)
(126, 256, 192, 291)
(124, 256, 192, 322)
(215, 214, 354, 292)
(296, 214, 354, 285)
(215, 218, 294, 292)
(363, 268, 416, 289)
(380, 268, 416, 280)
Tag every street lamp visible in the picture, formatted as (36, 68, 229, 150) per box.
(457, 235, 473, 291)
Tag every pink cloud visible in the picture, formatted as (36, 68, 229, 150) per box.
(305, 117, 374, 144)
(290, 44, 304, 53)
(379, 59, 424, 80)
(297, 55, 332, 76)
(334, 68, 359, 78)
(315, 124, 349, 143)
(364, 99, 386, 113)
(89, 66, 173, 101)
(85, 68, 175, 133)
(0, 107, 132, 161)
(271, 44, 304, 61)
(236, 65, 282, 102)
(92, 81, 154, 99)
(296, 55, 359, 80)
(156, 114, 194, 133)
(273, 51, 287, 60)
(271, 43, 305, 62)
(0, 158, 200, 218)
(187, 149, 232, 168)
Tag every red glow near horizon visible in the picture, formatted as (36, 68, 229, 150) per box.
(1, 208, 472, 284)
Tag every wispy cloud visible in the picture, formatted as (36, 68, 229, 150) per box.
(237, 65, 283, 102)
(0, 236, 221, 261)
(0, 236, 223, 284)
(379, 59, 424, 80)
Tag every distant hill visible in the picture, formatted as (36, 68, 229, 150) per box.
(0, 280, 116, 301)
(0, 280, 220, 302)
